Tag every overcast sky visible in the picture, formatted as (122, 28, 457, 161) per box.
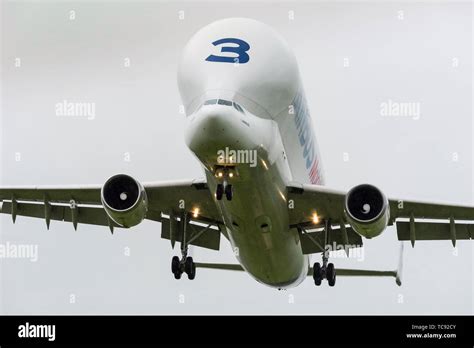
(1, 1, 472, 314)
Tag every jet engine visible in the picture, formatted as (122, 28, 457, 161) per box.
(344, 184, 389, 238)
(101, 174, 148, 228)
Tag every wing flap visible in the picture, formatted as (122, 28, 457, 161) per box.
(0, 201, 118, 228)
(195, 263, 244, 271)
(161, 217, 221, 251)
(390, 199, 474, 221)
(396, 221, 473, 241)
(299, 226, 363, 254)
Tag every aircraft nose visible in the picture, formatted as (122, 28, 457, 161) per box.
(194, 111, 227, 134)
(185, 106, 241, 156)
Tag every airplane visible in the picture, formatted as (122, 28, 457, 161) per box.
(1, 17, 473, 289)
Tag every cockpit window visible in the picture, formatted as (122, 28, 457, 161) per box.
(233, 102, 244, 114)
(202, 99, 245, 114)
(217, 99, 233, 106)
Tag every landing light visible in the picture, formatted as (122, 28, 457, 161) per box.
(217, 172, 223, 178)
(312, 212, 320, 224)
(192, 208, 200, 218)
(278, 190, 286, 202)
(229, 172, 234, 178)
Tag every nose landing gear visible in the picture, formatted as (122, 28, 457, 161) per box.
(215, 167, 234, 201)
(216, 183, 224, 200)
(224, 184, 233, 201)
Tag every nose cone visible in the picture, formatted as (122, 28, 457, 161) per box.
(185, 105, 251, 163)
(190, 110, 227, 139)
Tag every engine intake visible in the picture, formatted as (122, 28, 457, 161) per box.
(344, 184, 389, 238)
(101, 174, 148, 228)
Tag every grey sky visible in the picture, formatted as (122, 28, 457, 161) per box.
(1, 1, 472, 314)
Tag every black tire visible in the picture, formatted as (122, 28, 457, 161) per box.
(216, 184, 224, 200)
(185, 257, 196, 280)
(189, 263, 196, 280)
(225, 184, 233, 201)
(313, 262, 322, 286)
(171, 256, 180, 274)
(184, 257, 193, 274)
(327, 263, 336, 287)
(188, 262, 196, 280)
(173, 270, 182, 279)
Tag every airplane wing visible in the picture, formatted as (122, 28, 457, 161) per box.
(288, 182, 474, 246)
(0, 178, 222, 249)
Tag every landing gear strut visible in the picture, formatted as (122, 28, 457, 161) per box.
(313, 219, 336, 287)
(170, 212, 196, 280)
(215, 167, 234, 201)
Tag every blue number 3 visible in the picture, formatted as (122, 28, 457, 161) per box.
(205, 38, 250, 64)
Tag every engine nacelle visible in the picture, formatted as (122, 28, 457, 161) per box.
(344, 184, 389, 238)
(101, 174, 148, 228)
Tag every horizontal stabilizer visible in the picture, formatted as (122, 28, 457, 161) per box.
(307, 243, 404, 286)
(336, 269, 397, 278)
(195, 262, 244, 271)
(307, 266, 400, 286)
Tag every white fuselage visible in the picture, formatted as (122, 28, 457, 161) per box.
(178, 18, 324, 288)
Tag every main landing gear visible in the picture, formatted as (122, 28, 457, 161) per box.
(171, 255, 196, 280)
(313, 219, 336, 287)
(170, 212, 196, 280)
(215, 167, 234, 201)
(313, 261, 336, 287)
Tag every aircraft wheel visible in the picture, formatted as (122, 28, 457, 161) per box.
(173, 270, 182, 279)
(327, 263, 336, 287)
(185, 257, 196, 280)
(216, 184, 224, 200)
(171, 256, 180, 274)
(313, 262, 322, 286)
(225, 184, 233, 201)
